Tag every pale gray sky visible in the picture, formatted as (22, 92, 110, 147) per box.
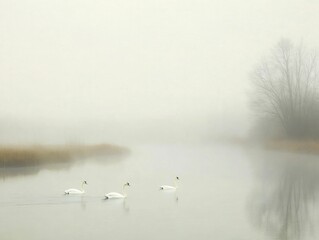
(0, 0, 319, 143)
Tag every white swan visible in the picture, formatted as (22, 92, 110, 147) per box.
(105, 182, 130, 199)
(64, 181, 88, 195)
(160, 176, 179, 190)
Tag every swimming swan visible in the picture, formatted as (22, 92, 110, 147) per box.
(65, 181, 88, 195)
(160, 176, 179, 190)
(105, 182, 130, 199)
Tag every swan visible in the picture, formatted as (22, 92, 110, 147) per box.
(160, 176, 179, 190)
(105, 182, 130, 199)
(64, 181, 88, 195)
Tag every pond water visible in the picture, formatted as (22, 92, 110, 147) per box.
(0, 143, 319, 240)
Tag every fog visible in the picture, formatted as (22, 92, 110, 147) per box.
(1, 0, 319, 144)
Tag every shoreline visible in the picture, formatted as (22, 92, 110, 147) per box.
(0, 144, 130, 167)
(216, 136, 319, 155)
(264, 140, 319, 155)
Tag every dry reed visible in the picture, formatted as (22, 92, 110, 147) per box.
(0, 144, 129, 167)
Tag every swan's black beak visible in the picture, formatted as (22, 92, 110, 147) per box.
(176, 177, 179, 180)
(127, 182, 130, 186)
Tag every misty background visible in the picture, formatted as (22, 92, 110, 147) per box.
(1, 0, 319, 145)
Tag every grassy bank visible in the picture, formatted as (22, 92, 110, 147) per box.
(265, 140, 319, 155)
(0, 144, 129, 167)
(216, 136, 319, 155)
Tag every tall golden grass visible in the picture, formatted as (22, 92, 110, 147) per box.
(265, 140, 319, 154)
(0, 144, 129, 167)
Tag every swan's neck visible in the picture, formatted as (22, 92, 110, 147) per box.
(174, 179, 178, 188)
(122, 185, 127, 197)
(81, 183, 85, 192)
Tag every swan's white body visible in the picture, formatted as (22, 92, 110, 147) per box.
(105, 183, 130, 199)
(160, 177, 179, 190)
(105, 192, 126, 199)
(160, 185, 177, 190)
(65, 181, 87, 195)
(65, 188, 85, 194)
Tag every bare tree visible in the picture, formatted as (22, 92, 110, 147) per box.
(251, 39, 319, 139)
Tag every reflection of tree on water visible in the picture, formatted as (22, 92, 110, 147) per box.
(249, 153, 319, 240)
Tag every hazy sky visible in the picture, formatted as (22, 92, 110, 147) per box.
(1, 0, 319, 143)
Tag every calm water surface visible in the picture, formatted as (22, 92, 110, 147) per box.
(0, 143, 319, 240)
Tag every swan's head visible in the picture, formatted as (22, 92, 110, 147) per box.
(83, 181, 88, 185)
(176, 176, 180, 180)
(125, 182, 130, 187)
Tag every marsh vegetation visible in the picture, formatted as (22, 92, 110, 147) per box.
(0, 144, 129, 167)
